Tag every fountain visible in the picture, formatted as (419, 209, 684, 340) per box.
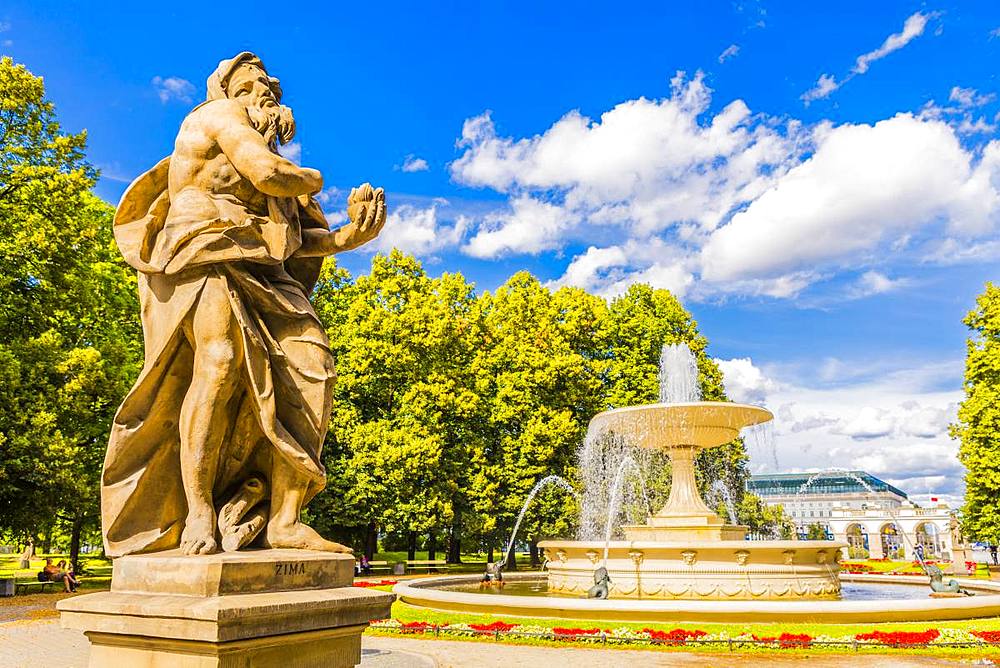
(395, 343, 1000, 621)
(540, 344, 843, 600)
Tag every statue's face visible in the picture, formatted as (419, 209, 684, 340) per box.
(228, 64, 277, 108)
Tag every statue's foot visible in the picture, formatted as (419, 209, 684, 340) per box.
(264, 520, 352, 553)
(180, 511, 218, 555)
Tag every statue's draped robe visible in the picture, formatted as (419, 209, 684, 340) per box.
(103, 157, 334, 557)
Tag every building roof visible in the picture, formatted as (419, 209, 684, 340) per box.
(747, 471, 908, 499)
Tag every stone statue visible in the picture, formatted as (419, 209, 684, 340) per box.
(924, 563, 972, 596)
(587, 566, 611, 599)
(104, 52, 386, 557)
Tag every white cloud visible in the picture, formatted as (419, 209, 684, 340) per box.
(801, 12, 936, 104)
(700, 114, 1000, 284)
(717, 44, 740, 64)
(715, 357, 780, 404)
(919, 86, 998, 136)
(548, 239, 694, 299)
(365, 202, 468, 257)
(852, 11, 934, 75)
(991, 27, 1000, 39)
(277, 141, 301, 164)
(152, 76, 196, 104)
(754, 359, 964, 501)
(463, 195, 571, 258)
(801, 74, 840, 104)
(0, 21, 11, 32)
(846, 271, 908, 299)
(400, 154, 430, 172)
(450, 71, 1000, 301)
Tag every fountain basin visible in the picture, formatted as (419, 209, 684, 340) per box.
(538, 540, 844, 600)
(394, 572, 1000, 623)
(589, 402, 773, 450)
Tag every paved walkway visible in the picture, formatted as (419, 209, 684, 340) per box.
(0, 619, 978, 667)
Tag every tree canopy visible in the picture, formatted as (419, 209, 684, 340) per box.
(952, 282, 1000, 543)
(0, 57, 142, 563)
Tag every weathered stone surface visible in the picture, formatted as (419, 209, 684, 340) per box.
(58, 553, 393, 667)
(110, 549, 354, 597)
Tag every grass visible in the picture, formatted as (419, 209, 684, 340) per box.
(0, 553, 113, 591)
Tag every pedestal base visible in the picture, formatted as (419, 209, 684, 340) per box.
(58, 550, 394, 668)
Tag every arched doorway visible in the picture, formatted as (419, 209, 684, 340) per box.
(880, 523, 903, 560)
(846, 523, 868, 559)
(915, 522, 940, 559)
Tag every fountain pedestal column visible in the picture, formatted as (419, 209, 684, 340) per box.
(622, 445, 748, 542)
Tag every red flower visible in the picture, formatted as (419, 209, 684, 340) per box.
(778, 633, 812, 648)
(972, 630, 1000, 643)
(855, 629, 940, 646)
(353, 579, 398, 587)
(470, 621, 518, 633)
(400, 621, 433, 633)
(644, 628, 708, 645)
(552, 627, 602, 640)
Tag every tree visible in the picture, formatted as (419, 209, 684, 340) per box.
(805, 523, 829, 541)
(952, 282, 1000, 544)
(311, 252, 480, 560)
(0, 57, 141, 566)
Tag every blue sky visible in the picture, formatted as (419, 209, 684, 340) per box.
(4, 1, 1000, 502)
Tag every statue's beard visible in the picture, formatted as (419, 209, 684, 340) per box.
(245, 93, 295, 149)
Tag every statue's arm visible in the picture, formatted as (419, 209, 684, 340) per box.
(296, 189, 386, 257)
(212, 108, 322, 198)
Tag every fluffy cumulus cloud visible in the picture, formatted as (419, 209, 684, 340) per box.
(701, 113, 1000, 285)
(715, 357, 780, 404)
(152, 76, 196, 104)
(448, 71, 1000, 300)
(365, 201, 468, 258)
(399, 154, 430, 172)
(716, 356, 965, 503)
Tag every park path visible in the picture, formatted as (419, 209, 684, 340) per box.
(0, 619, 976, 668)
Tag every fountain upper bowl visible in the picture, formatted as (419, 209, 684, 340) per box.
(589, 401, 773, 450)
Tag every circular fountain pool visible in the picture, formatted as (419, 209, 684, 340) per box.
(394, 573, 1000, 623)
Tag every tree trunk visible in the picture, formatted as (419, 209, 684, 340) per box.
(69, 516, 84, 573)
(529, 540, 540, 566)
(427, 532, 437, 561)
(505, 541, 518, 571)
(487, 545, 494, 564)
(407, 531, 417, 561)
(364, 521, 377, 561)
(447, 522, 462, 564)
(42, 525, 52, 555)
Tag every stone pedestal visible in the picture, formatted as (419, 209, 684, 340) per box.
(58, 549, 393, 668)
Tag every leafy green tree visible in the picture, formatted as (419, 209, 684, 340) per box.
(952, 282, 1000, 543)
(311, 252, 479, 560)
(465, 274, 601, 567)
(805, 522, 829, 541)
(0, 57, 141, 566)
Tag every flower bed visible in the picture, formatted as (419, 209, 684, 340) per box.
(353, 579, 398, 588)
(368, 618, 1000, 650)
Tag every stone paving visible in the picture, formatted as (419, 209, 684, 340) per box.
(0, 619, 979, 668)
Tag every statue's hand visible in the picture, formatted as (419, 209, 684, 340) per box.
(338, 183, 386, 249)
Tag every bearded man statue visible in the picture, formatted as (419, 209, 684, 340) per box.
(104, 52, 386, 556)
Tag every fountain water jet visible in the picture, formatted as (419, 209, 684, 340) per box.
(499, 475, 578, 569)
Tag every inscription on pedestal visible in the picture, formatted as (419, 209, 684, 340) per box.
(276, 562, 308, 577)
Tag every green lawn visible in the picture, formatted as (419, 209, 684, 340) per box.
(0, 553, 113, 590)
